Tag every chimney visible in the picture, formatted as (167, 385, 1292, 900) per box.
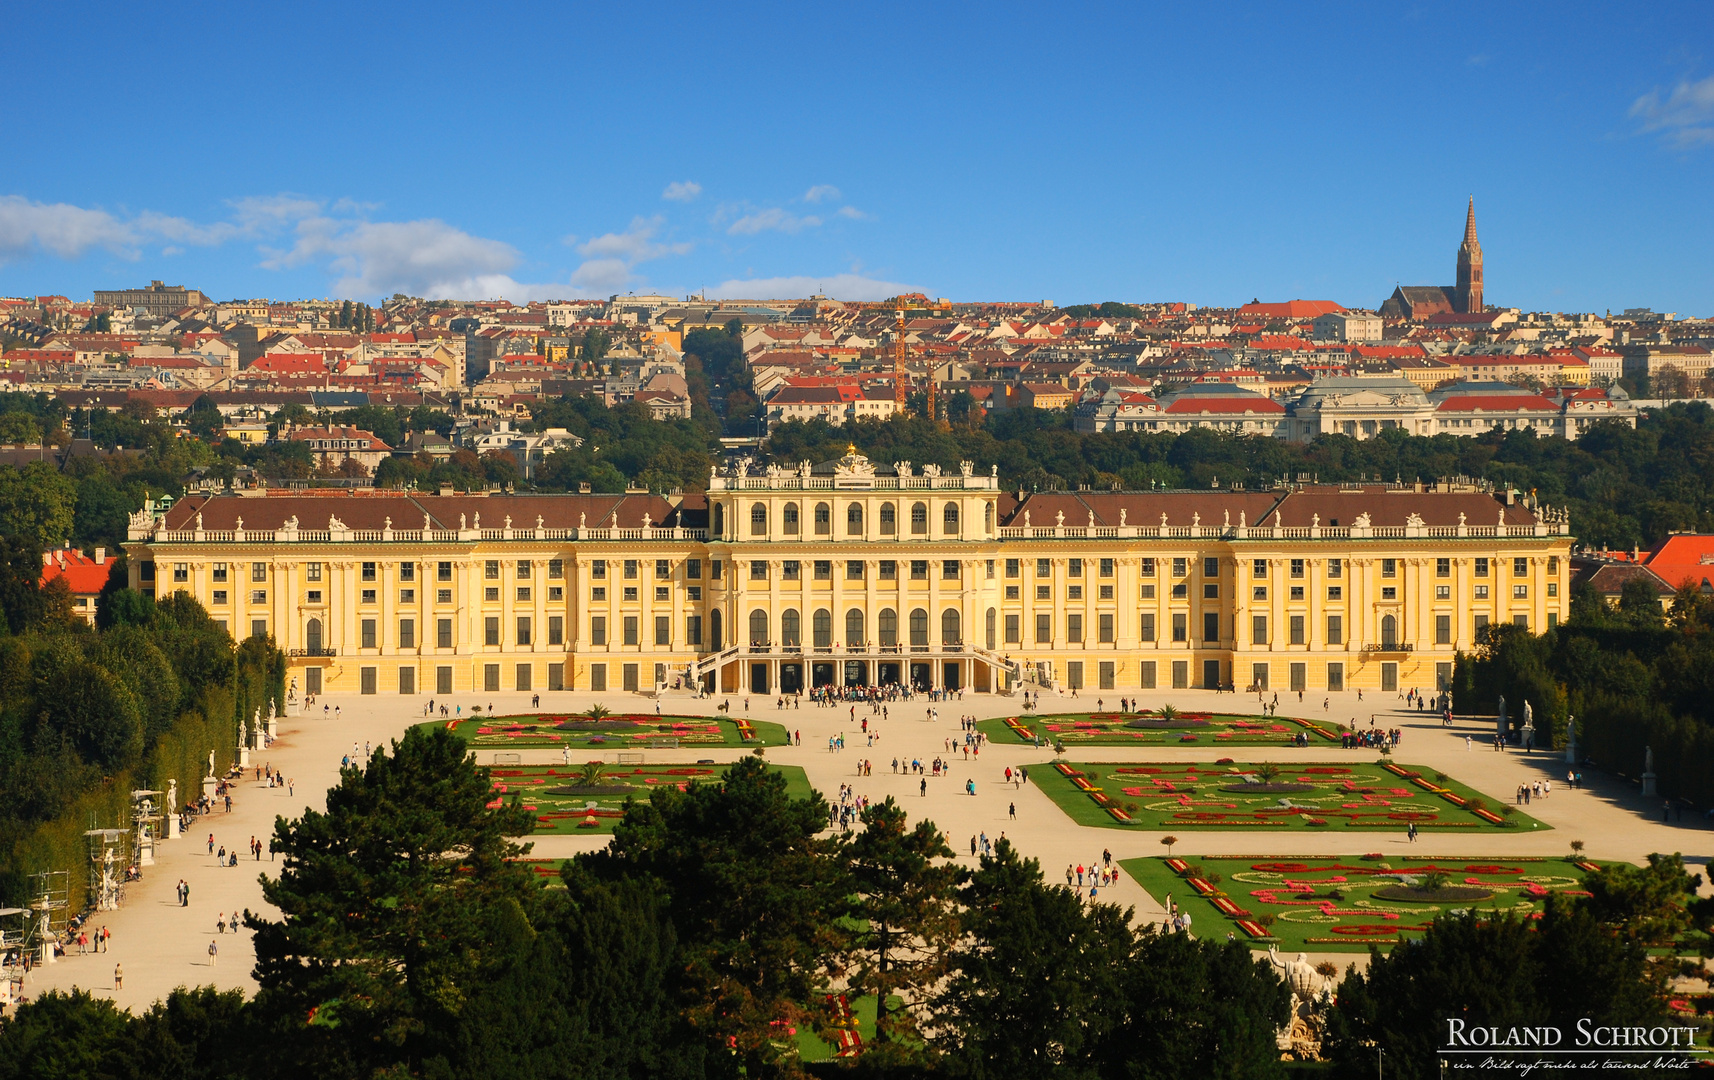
(578, 482, 591, 494)
(42, 552, 51, 567)
(95, 547, 106, 564)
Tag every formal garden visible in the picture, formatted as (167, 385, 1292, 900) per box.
(1122, 853, 1611, 952)
(1035, 759, 1549, 831)
(979, 708, 1340, 748)
(490, 760, 814, 834)
(417, 705, 792, 750)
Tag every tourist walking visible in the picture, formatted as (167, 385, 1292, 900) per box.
(208, 940, 218, 967)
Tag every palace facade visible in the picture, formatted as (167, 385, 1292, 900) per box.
(124, 450, 1572, 698)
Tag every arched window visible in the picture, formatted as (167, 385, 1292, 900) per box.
(984, 502, 994, 532)
(783, 503, 800, 535)
(750, 503, 767, 536)
(813, 608, 832, 648)
(306, 618, 323, 653)
(1381, 613, 1397, 648)
(814, 502, 831, 535)
(985, 608, 997, 650)
(878, 608, 898, 647)
(781, 608, 801, 647)
(909, 608, 929, 647)
(710, 609, 723, 650)
(943, 502, 960, 535)
(846, 608, 865, 645)
(712, 503, 724, 537)
(942, 608, 961, 645)
(910, 502, 928, 535)
(880, 503, 896, 535)
(749, 609, 769, 645)
(847, 504, 863, 535)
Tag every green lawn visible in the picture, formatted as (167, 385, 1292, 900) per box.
(979, 710, 1340, 748)
(496, 761, 814, 834)
(1034, 759, 1549, 832)
(1121, 854, 1608, 952)
(419, 711, 792, 750)
(795, 994, 906, 1062)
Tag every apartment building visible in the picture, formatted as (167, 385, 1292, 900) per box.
(124, 452, 1571, 698)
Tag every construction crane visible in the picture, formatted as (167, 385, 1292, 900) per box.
(893, 301, 938, 423)
(893, 305, 909, 413)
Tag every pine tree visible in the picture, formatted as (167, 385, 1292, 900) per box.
(846, 797, 962, 1062)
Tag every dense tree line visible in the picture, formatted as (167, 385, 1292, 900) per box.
(1455, 578, 1714, 808)
(0, 558, 283, 907)
(9, 377, 1714, 551)
(5, 728, 1706, 1079)
(766, 402, 1714, 550)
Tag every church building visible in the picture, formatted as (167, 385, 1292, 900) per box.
(1381, 199, 1486, 320)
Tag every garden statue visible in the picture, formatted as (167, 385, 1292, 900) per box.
(1269, 945, 1333, 1060)
(207, 751, 215, 778)
(1642, 744, 1658, 796)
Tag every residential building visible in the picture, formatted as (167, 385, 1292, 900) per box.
(1311, 310, 1384, 342)
(40, 546, 114, 624)
(285, 425, 393, 471)
(464, 421, 584, 479)
(766, 383, 898, 427)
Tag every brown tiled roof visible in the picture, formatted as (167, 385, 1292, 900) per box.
(1005, 491, 1284, 527)
(158, 492, 685, 532)
(1270, 486, 1533, 529)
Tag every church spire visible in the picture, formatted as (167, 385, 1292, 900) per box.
(1456, 196, 1484, 314)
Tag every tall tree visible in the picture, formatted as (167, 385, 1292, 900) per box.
(933, 840, 1131, 1078)
(1102, 928, 1289, 1080)
(846, 797, 962, 1062)
(578, 754, 850, 1079)
(247, 725, 538, 1078)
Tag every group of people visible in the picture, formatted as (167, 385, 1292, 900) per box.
(1340, 727, 1399, 750)
(1517, 778, 1552, 804)
(829, 784, 870, 833)
(1066, 850, 1120, 903)
(73, 923, 111, 955)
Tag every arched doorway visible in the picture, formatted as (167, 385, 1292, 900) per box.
(305, 618, 323, 653)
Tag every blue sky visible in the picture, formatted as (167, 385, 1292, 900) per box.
(2, 1, 1711, 313)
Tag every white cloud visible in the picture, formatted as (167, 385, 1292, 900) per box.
(568, 216, 692, 293)
(727, 208, 822, 236)
(577, 216, 692, 262)
(0, 195, 139, 261)
(835, 205, 870, 220)
(321, 219, 521, 298)
(803, 184, 841, 204)
(662, 180, 702, 202)
(569, 258, 632, 294)
(704, 272, 916, 301)
(1630, 74, 1714, 148)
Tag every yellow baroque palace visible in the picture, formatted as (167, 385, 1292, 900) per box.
(124, 449, 1571, 699)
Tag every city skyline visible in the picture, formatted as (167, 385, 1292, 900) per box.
(1, 2, 1712, 313)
